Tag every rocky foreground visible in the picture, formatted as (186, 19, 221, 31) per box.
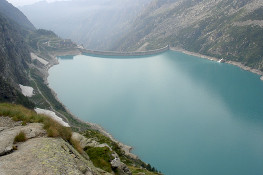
(0, 117, 104, 175)
(0, 110, 159, 175)
(0, 115, 144, 175)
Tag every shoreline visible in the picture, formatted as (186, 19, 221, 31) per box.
(41, 49, 137, 159)
(41, 47, 263, 161)
(171, 47, 263, 80)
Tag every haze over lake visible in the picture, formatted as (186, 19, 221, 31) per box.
(48, 51, 263, 175)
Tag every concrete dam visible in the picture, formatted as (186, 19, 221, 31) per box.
(82, 45, 170, 57)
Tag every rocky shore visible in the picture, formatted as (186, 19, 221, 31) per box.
(43, 46, 263, 163)
(87, 123, 137, 159)
(171, 47, 263, 80)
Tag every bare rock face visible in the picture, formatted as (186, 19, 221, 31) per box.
(72, 132, 132, 175)
(0, 118, 108, 175)
(0, 138, 99, 175)
(0, 117, 46, 156)
(111, 153, 132, 175)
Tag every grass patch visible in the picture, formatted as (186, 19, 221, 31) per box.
(14, 131, 27, 143)
(84, 130, 130, 164)
(0, 103, 72, 142)
(70, 137, 83, 154)
(84, 129, 161, 173)
(43, 117, 72, 141)
(84, 146, 114, 173)
(0, 103, 85, 154)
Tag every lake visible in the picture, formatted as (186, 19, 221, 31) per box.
(48, 51, 263, 175)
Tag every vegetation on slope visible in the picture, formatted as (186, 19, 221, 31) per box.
(0, 77, 35, 109)
(0, 103, 162, 175)
(83, 129, 162, 174)
(115, 0, 263, 71)
(0, 103, 72, 141)
(13, 131, 27, 143)
(0, 0, 35, 30)
(85, 146, 114, 173)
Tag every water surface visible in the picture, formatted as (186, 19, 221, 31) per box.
(48, 51, 263, 175)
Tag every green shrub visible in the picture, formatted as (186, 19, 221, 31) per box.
(84, 130, 130, 164)
(14, 131, 27, 143)
(84, 146, 114, 173)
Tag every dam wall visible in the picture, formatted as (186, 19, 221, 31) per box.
(82, 45, 169, 56)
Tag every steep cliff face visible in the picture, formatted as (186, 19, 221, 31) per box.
(0, 0, 35, 30)
(115, 0, 263, 70)
(0, 12, 35, 108)
(0, 14, 31, 85)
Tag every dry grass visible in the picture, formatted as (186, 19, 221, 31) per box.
(0, 103, 84, 154)
(0, 103, 72, 141)
(70, 137, 83, 154)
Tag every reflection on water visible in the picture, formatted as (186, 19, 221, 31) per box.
(49, 51, 263, 175)
(58, 55, 75, 60)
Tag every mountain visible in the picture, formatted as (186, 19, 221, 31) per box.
(0, 11, 35, 108)
(0, 1, 161, 174)
(0, 0, 35, 30)
(20, 0, 151, 51)
(0, 0, 36, 107)
(115, 0, 263, 71)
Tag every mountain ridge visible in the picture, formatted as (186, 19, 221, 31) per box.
(0, 0, 35, 30)
(114, 0, 263, 71)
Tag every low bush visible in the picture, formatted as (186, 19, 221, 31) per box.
(84, 146, 114, 173)
(84, 130, 130, 164)
(14, 131, 27, 143)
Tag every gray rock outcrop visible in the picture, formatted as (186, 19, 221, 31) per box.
(0, 137, 99, 175)
(72, 132, 132, 175)
(0, 117, 110, 175)
(0, 117, 45, 156)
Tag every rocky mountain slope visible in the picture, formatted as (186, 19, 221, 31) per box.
(115, 0, 263, 71)
(0, 106, 108, 175)
(0, 1, 161, 174)
(0, 4, 35, 108)
(20, 0, 151, 50)
(0, 0, 34, 30)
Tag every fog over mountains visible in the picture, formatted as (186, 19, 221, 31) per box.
(20, 0, 151, 50)
(21, 0, 263, 70)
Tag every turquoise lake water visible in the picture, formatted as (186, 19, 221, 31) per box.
(48, 51, 263, 175)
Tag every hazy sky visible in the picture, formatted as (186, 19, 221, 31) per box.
(7, 0, 69, 7)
